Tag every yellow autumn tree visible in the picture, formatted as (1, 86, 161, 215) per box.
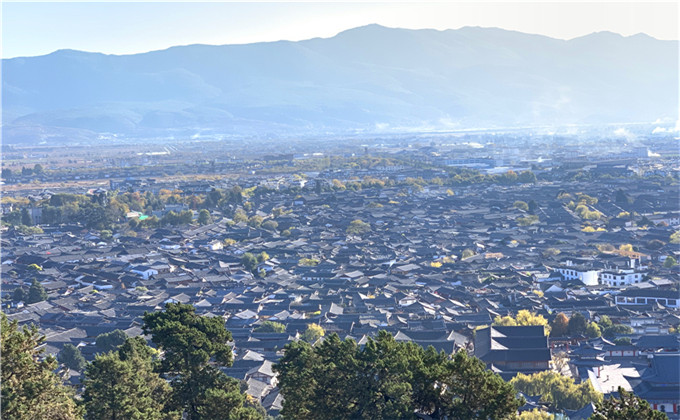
(494, 310, 550, 334)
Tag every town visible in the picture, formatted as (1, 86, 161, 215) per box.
(2, 133, 679, 419)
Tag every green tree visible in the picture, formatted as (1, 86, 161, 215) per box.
(670, 231, 680, 244)
(261, 220, 278, 231)
(298, 258, 320, 266)
(519, 408, 554, 419)
(613, 337, 632, 346)
(586, 322, 602, 338)
(461, 249, 475, 259)
(21, 208, 33, 226)
(272, 339, 318, 419)
(96, 329, 128, 353)
(514, 201, 529, 211)
(27, 278, 48, 304)
(528, 200, 538, 213)
(247, 215, 263, 228)
(275, 331, 522, 420)
(232, 209, 248, 223)
(142, 303, 260, 420)
(494, 310, 550, 334)
(589, 386, 667, 419)
(518, 171, 537, 184)
(602, 324, 633, 339)
(34, 163, 45, 175)
(599, 315, 613, 330)
(300, 324, 325, 343)
(240, 253, 258, 273)
(663, 256, 677, 268)
(1, 313, 83, 419)
(82, 337, 177, 420)
(353, 331, 421, 419)
(517, 215, 540, 226)
(253, 321, 286, 333)
(511, 370, 602, 410)
(568, 312, 588, 336)
(441, 350, 522, 419)
(197, 209, 212, 226)
(542, 248, 561, 258)
(13, 286, 27, 302)
(346, 219, 371, 235)
(58, 343, 86, 371)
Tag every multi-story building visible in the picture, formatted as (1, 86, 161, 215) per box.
(614, 289, 679, 308)
(600, 268, 645, 287)
(554, 261, 600, 286)
(474, 326, 551, 380)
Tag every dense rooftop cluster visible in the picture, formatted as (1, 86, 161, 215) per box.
(2, 156, 679, 418)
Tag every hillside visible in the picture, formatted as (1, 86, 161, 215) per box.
(2, 25, 677, 143)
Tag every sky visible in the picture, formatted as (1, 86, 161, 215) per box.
(2, 1, 678, 58)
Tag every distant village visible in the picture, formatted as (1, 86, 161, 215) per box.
(2, 137, 679, 418)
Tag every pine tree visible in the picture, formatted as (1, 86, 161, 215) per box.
(58, 343, 86, 371)
(27, 278, 48, 303)
(1, 313, 83, 419)
(275, 331, 522, 420)
(142, 303, 262, 420)
(197, 209, 212, 225)
(441, 350, 522, 419)
(589, 387, 667, 419)
(82, 337, 178, 420)
(13, 286, 27, 302)
(21, 207, 33, 226)
(568, 312, 588, 336)
(95, 329, 128, 353)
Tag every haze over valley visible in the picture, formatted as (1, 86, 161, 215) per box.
(3, 24, 678, 144)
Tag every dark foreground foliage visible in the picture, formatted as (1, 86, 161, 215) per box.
(274, 330, 523, 419)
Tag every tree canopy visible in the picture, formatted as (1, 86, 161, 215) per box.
(142, 303, 261, 420)
(493, 310, 550, 334)
(1, 313, 83, 420)
(589, 387, 667, 419)
(511, 370, 602, 410)
(253, 321, 286, 333)
(82, 337, 177, 420)
(550, 313, 569, 337)
(95, 329, 128, 353)
(27, 278, 48, 303)
(346, 219, 371, 235)
(568, 312, 588, 336)
(58, 343, 86, 372)
(300, 324, 325, 343)
(274, 331, 522, 419)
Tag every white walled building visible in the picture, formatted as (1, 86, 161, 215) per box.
(600, 269, 645, 287)
(555, 261, 600, 286)
(614, 289, 679, 308)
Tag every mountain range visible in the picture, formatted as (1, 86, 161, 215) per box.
(2, 24, 678, 143)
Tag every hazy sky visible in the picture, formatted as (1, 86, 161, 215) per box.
(2, 1, 678, 58)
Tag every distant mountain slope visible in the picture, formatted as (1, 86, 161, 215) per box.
(2, 25, 677, 142)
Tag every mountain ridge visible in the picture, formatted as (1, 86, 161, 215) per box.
(3, 25, 677, 143)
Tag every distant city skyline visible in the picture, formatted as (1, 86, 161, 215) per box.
(2, 1, 678, 58)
